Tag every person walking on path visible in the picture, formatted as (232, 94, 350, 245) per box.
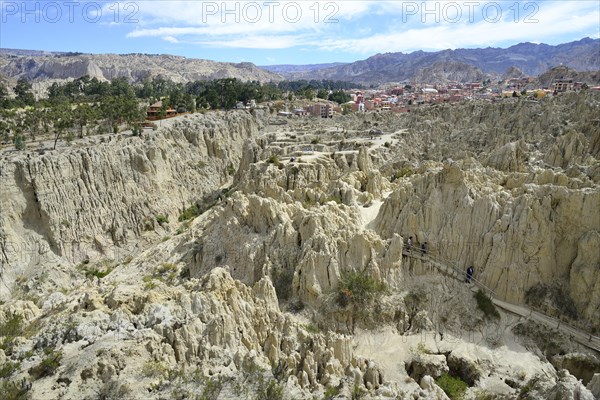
(407, 236, 413, 253)
(421, 242, 427, 255)
(466, 266, 474, 283)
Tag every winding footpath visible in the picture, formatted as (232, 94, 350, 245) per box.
(401, 248, 600, 353)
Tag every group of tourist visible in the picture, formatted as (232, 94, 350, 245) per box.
(405, 236, 475, 283)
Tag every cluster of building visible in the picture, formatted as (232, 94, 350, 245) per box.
(329, 77, 600, 115)
(278, 103, 334, 118)
(151, 77, 599, 121)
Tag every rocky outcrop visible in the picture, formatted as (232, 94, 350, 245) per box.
(181, 190, 403, 307)
(374, 159, 600, 329)
(0, 111, 262, 299)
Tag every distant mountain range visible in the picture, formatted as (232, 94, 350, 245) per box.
(0, 38, 598, 86)
(266, 38, 600, 84)
(0, 51, 283, 84)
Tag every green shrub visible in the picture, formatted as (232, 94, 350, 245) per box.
(474, 389, 494, 400)
(178, 204, 200, 222)
(157, 263, 177, 274)
(255, 377, 284, 400)
(335, 270, 386, 308)
(519, 376, 541, 397)
(435, 373, 468, 400)
(14, 134, 26, 151)
(200, 376, 223, 400)
(83, 267, 113, 279)
(143, 275, 157, 290)
(29, 349, 63, 379)
(77, 260, 114, 280)
(0, 359, 20, 378)
(303, 323, 320, 334)
(351, 380, 365, 400)
(156, 215, 169, 225)
(147, 263, 179, 285)
(227, 163, 236, 175)
(323, 196, 341, 204)
(474, 289, 500, 319)
(393, 167, 414, 181)
(0, 379, 30, 400)
(267, 155, 280, 166)
(179, 267, 190, 280)
(142, 360, 168, 378)
(0, 315, 23, 354)
(272, 267, 294, 302)
(323, 384, 341, 400)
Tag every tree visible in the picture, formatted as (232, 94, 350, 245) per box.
(23, 106, 44, 140)
(169, 85, 185, 111)
(110, 77, 135, 98)
(0, 120, 10, 143)
(137, 79, 154, 99)
(83, 77, 110, 97)
(100, 96, 119, 132)
(303, 87, 315, 100)
(14, 78, 35, 106)
(51, 103, 74, 149)
(158, 99, 169, 119)
(0, 83, 10, 108)
(48, 82, 70, 105)
(317, 88, 328, 99)
(121, 98, 144, 129)
(73, 103, 95, 138)
(328, 90, 351, 104)
(14, 133, 26, 150)
(184, 93, 196, 113)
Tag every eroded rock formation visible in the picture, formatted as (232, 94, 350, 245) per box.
(1, 92, 599, 399)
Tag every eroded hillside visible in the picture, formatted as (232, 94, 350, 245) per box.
(0, 93, 599, 399)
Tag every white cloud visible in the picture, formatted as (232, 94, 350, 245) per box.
(120, 1, 599, 52)
(315, 1, 600, 53)
(195, 35, 306, 49)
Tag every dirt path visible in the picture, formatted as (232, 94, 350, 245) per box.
(402, 250, 600, 353)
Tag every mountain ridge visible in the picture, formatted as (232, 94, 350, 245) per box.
(0, 51, 284, 84)
(1, 38, 598, 85)
(269, 38, 600, 84)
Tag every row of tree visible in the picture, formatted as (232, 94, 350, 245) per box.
(1, 76, 358, 110)
(0, 76, 358, 150)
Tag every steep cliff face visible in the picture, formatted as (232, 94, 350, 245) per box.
(0, 111, 262, 298)
(373, 160, 600, 329)
(367, 92, 600, 330)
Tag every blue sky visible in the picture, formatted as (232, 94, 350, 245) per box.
(1, 1, 599, 65)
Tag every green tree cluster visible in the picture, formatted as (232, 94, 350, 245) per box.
(0, 75, 360, 151)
